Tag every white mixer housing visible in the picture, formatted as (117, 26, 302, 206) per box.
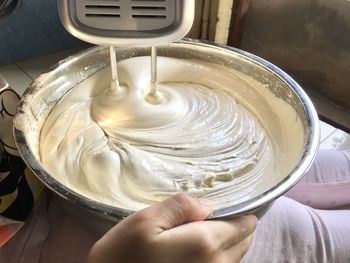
(58, 0, 195, 47)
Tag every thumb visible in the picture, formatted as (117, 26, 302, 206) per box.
(144, 194, 212, 231)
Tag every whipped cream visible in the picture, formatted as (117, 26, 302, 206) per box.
(40, 56, 304, 210)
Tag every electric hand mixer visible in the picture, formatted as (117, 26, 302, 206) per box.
(58, 0, 195, 103)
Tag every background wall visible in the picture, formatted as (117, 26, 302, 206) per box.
(0, 0, 82, 65)
(239, 0, 350, 131)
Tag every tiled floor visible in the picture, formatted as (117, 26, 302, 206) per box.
(319, 121, 350, 150)
(0, 47, 349, 151)
(0, 46, 85, 95)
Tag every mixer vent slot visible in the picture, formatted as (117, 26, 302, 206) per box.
(84, 0, 121, 18)
(77, 0, 175, 30)
(131, 0, 168, 19)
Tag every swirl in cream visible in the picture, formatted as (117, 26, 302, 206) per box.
(40, 56, 303, 210)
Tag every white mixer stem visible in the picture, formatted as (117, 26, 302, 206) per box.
(109, 46, 120, 92)
(145, 46, 163, 104)
(150, 46, 157, 94)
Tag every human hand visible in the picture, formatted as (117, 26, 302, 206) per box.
(87, 194, 257, 263)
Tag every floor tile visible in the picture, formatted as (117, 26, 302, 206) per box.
(319, 121, 337, 142)
(0, 63, 32, 95)
(16, 46, 87, 79)
(320, 128, 350, 151)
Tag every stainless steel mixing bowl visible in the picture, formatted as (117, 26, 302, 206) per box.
(13, 39, 319, 231)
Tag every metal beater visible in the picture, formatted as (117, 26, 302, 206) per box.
(58, 0, 195, 102)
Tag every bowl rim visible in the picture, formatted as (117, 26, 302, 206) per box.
(13, 38, 320, 219)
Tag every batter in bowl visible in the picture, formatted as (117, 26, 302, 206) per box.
(39, 56, 304, 210)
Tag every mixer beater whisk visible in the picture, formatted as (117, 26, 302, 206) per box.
(58, 0, 195, 103)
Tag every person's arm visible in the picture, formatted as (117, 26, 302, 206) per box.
(0, 0, 20, 18)
(87, 194, 257, 263)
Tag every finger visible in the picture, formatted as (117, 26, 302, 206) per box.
(157, 215, 257, 261)
(164, 214, 257, 249)
(100, 194, 212, 245)
(136, 194, 212, 231)
(222, 234, 254, 262)
(221, 215, 258, 249)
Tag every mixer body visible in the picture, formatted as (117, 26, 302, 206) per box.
(58, 0, 195, 47)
